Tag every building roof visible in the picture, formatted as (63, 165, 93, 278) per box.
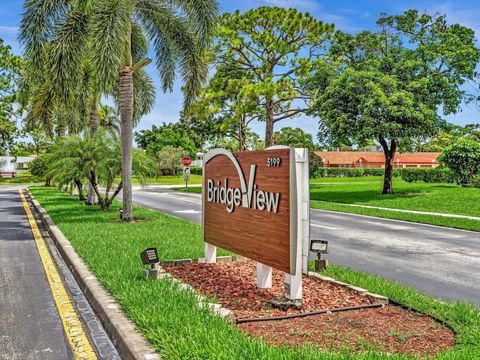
(315, 151, 441, 165)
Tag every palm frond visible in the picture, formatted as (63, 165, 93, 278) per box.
(90, 0, 131, 92)
(19, 0, 70, 70)
(48, 9, 89, 102)
(135, 3, 177, 92)
(29, 80, 57, 137)
(131, 21, 149, 64)
(136, 4, 208, 107)
(133, 68, 156, 125)
(168, 0, 219, 45)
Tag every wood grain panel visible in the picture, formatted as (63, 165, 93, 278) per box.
(203, 149, 293, 273)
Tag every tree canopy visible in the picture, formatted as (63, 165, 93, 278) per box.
(0, 38, 22, 152)
(273, 127, 316, 151)
(215, 7, 334, 147)
(135, 123, 199, 157)
(183, 62, 261, 151)
(309, 9, 480, 193)
(417, 123, 480, 151)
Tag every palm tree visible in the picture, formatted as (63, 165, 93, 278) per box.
(47, 133, 156, 210)
(98, 104, 121, 139)
(20, 0, 218, 221)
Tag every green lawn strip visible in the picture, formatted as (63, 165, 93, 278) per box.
(311, 201, 480, 232)
(173, 186, 202, 193)
(115, 174, 203, 185)
(310, 177, 480, 218)
(29, 186, 479, 359)
(0, 172, 44, 184)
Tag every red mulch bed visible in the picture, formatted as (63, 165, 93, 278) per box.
(164, 260, 455, 357)
(239, 307, 454, 357)
(164, 260, 373, 319)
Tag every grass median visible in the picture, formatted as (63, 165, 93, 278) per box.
(115, 174, 203, 185)
(30, 186, 480, 359)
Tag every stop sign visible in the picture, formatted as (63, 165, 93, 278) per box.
(182, 156, 192, 166)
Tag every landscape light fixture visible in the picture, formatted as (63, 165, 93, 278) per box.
(140, 247, 159, 278)
(310, 239, 329, 272)
(140, 247, 159, 268)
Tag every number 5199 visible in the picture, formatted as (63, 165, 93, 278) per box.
(267, 157, 281, 167)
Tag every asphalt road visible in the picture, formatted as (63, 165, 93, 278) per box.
(132, 188, 480, 307)
(0, 189, 73, 360)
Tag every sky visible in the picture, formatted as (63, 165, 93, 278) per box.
(1, 0, 479, 142)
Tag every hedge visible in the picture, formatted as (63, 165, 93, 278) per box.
(399, 167, 456, 183)
(311, 167, 396, 178)
(189, 166, 202, 175)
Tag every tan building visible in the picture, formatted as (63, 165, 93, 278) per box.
(315, 151, 441, 168)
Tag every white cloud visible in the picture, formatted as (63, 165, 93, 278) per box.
(0, 25, 18, 36)
(136, 111, 178, 132)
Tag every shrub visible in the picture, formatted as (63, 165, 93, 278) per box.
(309, 151, 323, 178)
(29, 155, 50, 186)
(189, 166, 202, 175)
(470, 174, 480, 188)
(399, 167, 456, 183)
(362, 168, 386, 176)
(29, 156, 48, 177)
(439, 138, 480, 186)
(313, 168, 364, 178)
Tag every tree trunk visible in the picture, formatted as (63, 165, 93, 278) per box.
(238, 114, 246, 151)
(58, 125, 67, 138)
(69, 181, 78, 196)
(379, 137, 397, 194)
(119, 67, 134, 222)
(74, 179, 85, 201)
(264, 97, 274, 148)
(86, 102, 100, 205)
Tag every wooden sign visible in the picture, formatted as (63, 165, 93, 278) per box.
(202, 148, 297, 274)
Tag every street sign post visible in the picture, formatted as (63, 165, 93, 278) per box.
(183, 166, 190, 188)
(182, 156, 192, 188)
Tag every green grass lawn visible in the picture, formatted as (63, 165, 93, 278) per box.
(0, 171, 44, 184)
(175, 177, 480, 231)
(116, 174, 203, 185)
(310, 176, 480, 217)
(29, 187, 480, 359)
(310, 177, 480, 231)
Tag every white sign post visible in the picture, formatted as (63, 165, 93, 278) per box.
(183, 166, 190, 188)
(284, 148, 309, 301)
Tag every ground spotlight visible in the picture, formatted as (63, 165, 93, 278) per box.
(310, 240, 329, 272)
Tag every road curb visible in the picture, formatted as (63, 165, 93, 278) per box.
(25, 189, 161, 360)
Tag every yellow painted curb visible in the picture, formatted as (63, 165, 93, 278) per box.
(20, 190, 97, 360)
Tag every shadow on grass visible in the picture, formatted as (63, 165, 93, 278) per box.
(310, 188, 428, 204)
